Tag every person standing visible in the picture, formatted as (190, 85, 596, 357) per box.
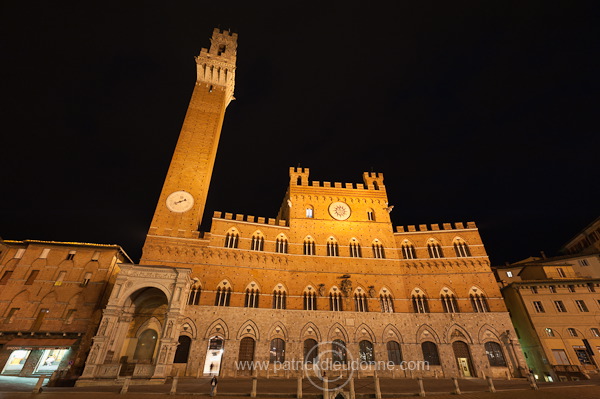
(210, 375, 218, 397)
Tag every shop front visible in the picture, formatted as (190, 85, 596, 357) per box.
(1, 338, 76, 377)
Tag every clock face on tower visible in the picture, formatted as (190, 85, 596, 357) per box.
(166, 191, 194, 213)
(329, 202, 351, 220)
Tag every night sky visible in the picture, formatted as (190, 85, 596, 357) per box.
(1, 2, 598, 265)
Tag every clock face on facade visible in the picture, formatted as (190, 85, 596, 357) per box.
(166, 191, 194, 213)
(329, 202, 351, 221)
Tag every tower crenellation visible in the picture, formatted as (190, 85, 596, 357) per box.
(362, 171, 385, 191)
(195, 28, 237, 105)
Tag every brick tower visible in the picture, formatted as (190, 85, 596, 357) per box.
(142, 28, 237, 261)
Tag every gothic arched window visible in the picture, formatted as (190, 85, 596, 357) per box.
(401, 240, 416, 259)
(421, 341, 440, 365)
(224, 230, 239, 248)
(453, 238, 471, 257)
(270, 338, 286, 363)
(387, 341, 402, 365)
(251, 232, 265, 251)
(303, 237, 316, 255)
(303, 287, 317, 310)
(329, 288, 343, 311)
(427, 239, 444, 258)
(359, 340, 375, 363)
(272, 289, 286, 310)
(372, 240, 385, 259)
(349, 238, 362, 258)
(485, 342, 506, 367)
(188, 283, 201, 306)
(411, 288, 429, 313)
(380, 292, 394, 313)
(275, 235, 288, 254)
(354, 290, 368, 312)
(327, 237, 339, 257)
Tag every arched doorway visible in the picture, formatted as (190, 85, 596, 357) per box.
(452, 341, 475, 377)
(237, 337, 255, 376)
(203, 337, 224, 376)
(133, 329, 158, 362)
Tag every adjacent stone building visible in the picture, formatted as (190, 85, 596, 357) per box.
(493, 216, 600, 382)
(0, 239, 131, 381)
(77, 28, 527, 385)
(494, 262, 600, 381)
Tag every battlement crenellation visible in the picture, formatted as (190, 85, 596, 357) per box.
(395, 221, 477, 233)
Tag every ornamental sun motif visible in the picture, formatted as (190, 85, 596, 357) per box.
(329, 202, 351, 221)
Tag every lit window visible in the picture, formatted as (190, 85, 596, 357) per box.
(306, 208, 313, 218)
(545, 328, 555, 337)
(506, 271, 513, 278)
(590, 328, 600, 337)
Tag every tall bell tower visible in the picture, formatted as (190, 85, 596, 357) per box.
(142, 28, 237, 260)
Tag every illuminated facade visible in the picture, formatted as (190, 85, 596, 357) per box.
(77, 28, 526, 384)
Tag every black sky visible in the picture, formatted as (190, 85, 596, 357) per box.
(1, 2, 598, 265)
